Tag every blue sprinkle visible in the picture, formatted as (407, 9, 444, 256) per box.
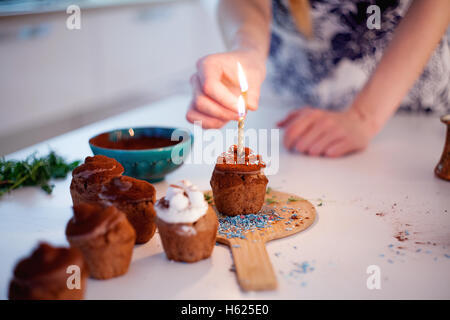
(232, 244, 241, 248)
(387, 259, 394, 264)
(218, 212, 283, 239)
(388, 244, 394, 248)
(293, 261, 314, 274)
(444, 254, 450, 259)
(379, 254, 385, 258)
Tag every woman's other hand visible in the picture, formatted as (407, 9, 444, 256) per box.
(277, 107, 378, 157)
(186, 50, 266, 128)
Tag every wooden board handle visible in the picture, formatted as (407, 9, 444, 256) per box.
(231, 241, 277, 291)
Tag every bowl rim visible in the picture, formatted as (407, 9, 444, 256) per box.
(89, 126, 193, 153)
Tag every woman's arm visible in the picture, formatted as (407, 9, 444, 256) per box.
(186, 0, 271, 128)
(218, 0, 272, 57)
(279, 0, 450, 157)
(353, 0, 450, 134)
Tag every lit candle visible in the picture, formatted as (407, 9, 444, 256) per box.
(237, 62, 248, 159)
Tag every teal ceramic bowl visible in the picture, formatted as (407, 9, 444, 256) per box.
(89, 127, 193, 183)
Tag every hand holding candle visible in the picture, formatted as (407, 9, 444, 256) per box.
(186, 51, 265, 129)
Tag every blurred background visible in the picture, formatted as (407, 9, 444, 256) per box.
(0, 0, 224, 155)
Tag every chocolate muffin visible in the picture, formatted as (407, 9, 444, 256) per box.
(9, 242, 88, 300)
(155, 181, 218, 263)
(210, 146, 268, 216)
(70, 155, 124, 206)
(66, 203, 136, 279)
(99, 175, 157, 244)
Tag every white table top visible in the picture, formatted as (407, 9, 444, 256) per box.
(1, 94, 449, 299)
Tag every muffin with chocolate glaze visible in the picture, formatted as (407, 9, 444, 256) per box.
(155, 180, 218, 263)
(210, 145, 268, 216)
(99, 176, 156, 244)
(66, 203, 136, 279)
(9, 242, 88, 300)
(70, 155, 124, 206)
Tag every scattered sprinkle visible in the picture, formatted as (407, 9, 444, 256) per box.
(293, 261, 315, 274)
(218, 212, 283, 239)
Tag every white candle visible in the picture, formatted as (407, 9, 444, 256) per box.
(236, 62, 249, 160)
(237, 94, 246, 159)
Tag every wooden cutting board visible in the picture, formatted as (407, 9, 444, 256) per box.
(204, 189, 316, 291)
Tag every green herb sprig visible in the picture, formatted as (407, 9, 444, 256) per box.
(204, 193, 213, 204)
(0, 151, 80, 197)
(266, 197, 278, 205)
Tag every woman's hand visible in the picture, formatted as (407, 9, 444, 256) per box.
(186, 50, 266, 128)
(277, 107, 378, 157)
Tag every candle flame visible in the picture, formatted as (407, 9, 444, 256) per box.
(237, 94, 246, 117)
(237, 62, 248, 93)
(128, 128, 134, 137)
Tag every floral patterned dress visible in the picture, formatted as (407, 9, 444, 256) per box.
(267, 0, 450, 114)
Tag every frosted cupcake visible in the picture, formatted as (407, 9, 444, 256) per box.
(98, 176, 157, 244)
(70, 155, 124, 206)
(9, 243, 88, 300)
(155, 180, 218, 262)
(210, 145, 268, 216)
(66, 203, 136, 279)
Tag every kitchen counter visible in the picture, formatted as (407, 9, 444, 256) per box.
(0, 94, 449, 299)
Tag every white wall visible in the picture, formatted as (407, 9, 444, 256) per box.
(0, 0, 224, 154)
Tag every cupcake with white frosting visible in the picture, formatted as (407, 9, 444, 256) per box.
(155, 180, 218, 262)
